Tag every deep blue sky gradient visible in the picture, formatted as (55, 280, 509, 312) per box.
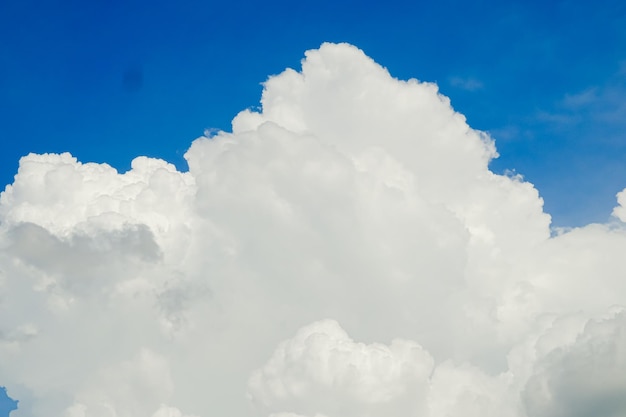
(2, 0, 625, 229)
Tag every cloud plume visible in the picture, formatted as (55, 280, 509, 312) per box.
(1, 43, 625, 417)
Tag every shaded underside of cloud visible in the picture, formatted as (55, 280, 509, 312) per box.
(1, 42, 625, 417)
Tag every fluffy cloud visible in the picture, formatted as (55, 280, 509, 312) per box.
(248, 319, 433, 417)
(612, 189, 626, 222)
(1, 42, 625, 417)
(523, 311, 626, 417)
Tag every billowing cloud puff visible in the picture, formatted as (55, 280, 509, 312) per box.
(248, 319, 433, 417)
(523, 311, 626, 417)
(612, 189, 626, 222)
(1, 42, 626, 417)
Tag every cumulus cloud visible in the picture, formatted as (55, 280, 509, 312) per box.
(248, 319, 433, 417)
(612, 189, 626, 222)
(1, 42, 626, 417)
(523, 311, 626, 417)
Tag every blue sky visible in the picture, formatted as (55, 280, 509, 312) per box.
(0, 388, 16, 416)
(1, 0, 625, 230)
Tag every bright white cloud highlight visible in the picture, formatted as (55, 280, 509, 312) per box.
(248, 319, 433, 417)
(1, 42, 625, 417)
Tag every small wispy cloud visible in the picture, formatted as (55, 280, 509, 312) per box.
(448, 75, 484, 91)
(561, 87, 599, 109)
(534, 109, 580, 126)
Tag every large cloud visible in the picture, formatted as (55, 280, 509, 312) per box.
(1, 42, 625, 416)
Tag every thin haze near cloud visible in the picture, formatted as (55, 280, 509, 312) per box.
(1, 44, 626, 416)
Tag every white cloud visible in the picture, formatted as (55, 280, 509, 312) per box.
(0, 42, 625, 417)
(523, 311, 626, 417)
(612, 189, 626, 222)
(248, 319, 433, 417)
(61, 349, 175, 417)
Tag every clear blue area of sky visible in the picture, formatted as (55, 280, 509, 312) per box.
(0, 387, 17, 416)
(0, 0, 625, 412)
